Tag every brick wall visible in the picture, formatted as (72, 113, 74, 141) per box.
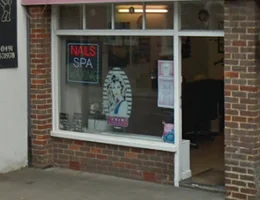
(53, 138, 174, 184)
(224, 0, 260, 199)
(29, 6, 53, 168)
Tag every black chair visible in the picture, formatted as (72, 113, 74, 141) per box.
(182, 79, 224, 148)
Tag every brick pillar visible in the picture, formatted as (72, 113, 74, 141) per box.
(29, 6, 52, 168)
(224, 0, 260, 199)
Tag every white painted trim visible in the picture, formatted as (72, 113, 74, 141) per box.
(182, 170, 192, 180)
(111, 3, 115, 29)
(178, 30, 224, 37)
(142, 2, 146, 30)
(51, 5, 60, 131)
(55, 30, 224, 37)
(173, 1, 182, 187)
(55, 29, 175, 36)
(51, 130, 177, 152)
(181, 140, 191, 180)
(82, 4, 86, 29)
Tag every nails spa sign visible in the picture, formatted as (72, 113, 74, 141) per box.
(66, 42, 100, 84)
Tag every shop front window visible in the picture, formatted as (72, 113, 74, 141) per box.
(54, 1, 224, 143)
(59, 36, 173, 137)
(59, 2, 174, 30)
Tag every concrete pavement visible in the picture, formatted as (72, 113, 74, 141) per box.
(0, 167, 224, 200)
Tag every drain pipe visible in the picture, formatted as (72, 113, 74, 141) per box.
(26, 6, 32, 167)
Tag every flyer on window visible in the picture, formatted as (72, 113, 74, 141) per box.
(103, 67, 132, 128)
(157, 60, 174, 109)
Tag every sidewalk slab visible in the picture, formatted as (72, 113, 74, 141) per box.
(0, 167, 224, 200)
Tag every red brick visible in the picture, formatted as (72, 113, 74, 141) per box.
(37, 124, 52, 129)
(226, 185, 239, 192)
(225, 116, 231, 122)
(143, 172, 156, 182)
(86, 153, 96, 158)
(224, 72, 238, 78)
(69, 161, 81, 170)
(91, 147, 102, 154)
(31, 79, 46, 84)
(125, 152, 137, 159)
(36, 135, 49, 140)
(32, 140, 47, 145)
(225, 90, 231, 96)
(74, 140, 85, 146)
(225, 47, 239, 53)
(37, 94, 51, 99)
(37, 104, 51, 109)
(37, 114, 51, 120)
(240, 86, 257, 92)
(143, 149, 156, 155)
(232, 41, 246, 46)
(97, 154, 107, 160)
(225, 84, 239, 91)
(39, 150, 48, 155)
(53, 139, 173, 184)
(69, 145, 80, 151)
(232, 192, 247, 199)
(125, 164, 137, 170)
(113, 162, 125, 168)
(31, 69, 46, 74)
(232, 116, 247, 122)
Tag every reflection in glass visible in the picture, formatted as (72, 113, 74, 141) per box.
(114, 4, 144, 29)
(181, 0, 224, 30)
(59, 5, 83, 29)
(114, 3, 174, 29)
(85, 4, 111, 29)
(145, 2, 174, 29)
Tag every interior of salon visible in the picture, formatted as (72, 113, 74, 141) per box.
(58, 1, 224, 188)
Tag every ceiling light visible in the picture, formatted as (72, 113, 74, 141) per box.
(118, 8, 168, 13)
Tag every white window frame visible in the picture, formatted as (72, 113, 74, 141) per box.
(50, 1, 224, 187)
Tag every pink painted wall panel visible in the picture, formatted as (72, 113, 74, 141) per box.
(22, 0, 145, 5)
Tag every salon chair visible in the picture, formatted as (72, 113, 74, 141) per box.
(182, 79, 223, 149)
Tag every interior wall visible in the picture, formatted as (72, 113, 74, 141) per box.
(182, 38, 208, 81)
(182, 37, 224, 81)
(207, 38, 224, 80)
(0, 0, 28, 173)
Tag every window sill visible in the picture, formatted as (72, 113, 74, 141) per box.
(51, 130, 177, 152)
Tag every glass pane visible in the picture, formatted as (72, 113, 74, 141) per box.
(85, 4, 111, 29)
(59, 5, 83, 29)
(59, 36, 174, 138)
(181, 0, 224, 30)
(114, 3, 144, 29)
(146, 2, 174, 29)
